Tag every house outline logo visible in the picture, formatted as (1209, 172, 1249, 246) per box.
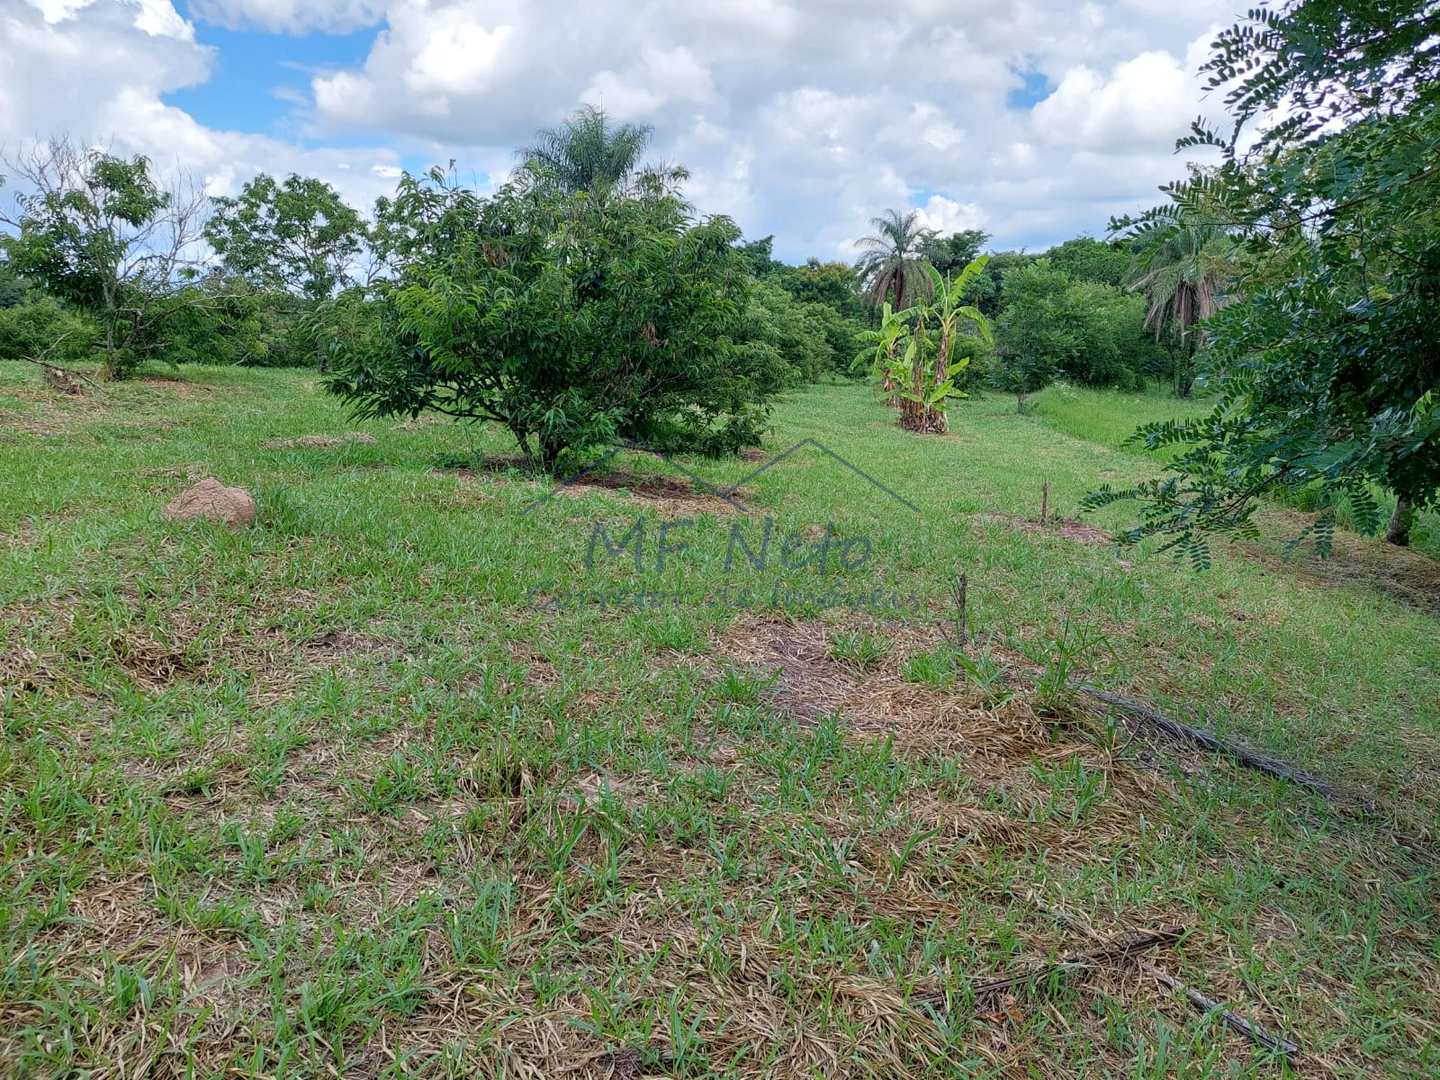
(520, 437, 921, 517)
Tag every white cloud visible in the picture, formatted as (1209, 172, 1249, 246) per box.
(2, 0, 1237, 259)
(0, 1, 402, 213)
(186, 0, 385, 33)
(26, 0, 94, 22)
(914, 195, 984, 236)
(1030, 50, 1200, 151)
(583, 46, 717, 120)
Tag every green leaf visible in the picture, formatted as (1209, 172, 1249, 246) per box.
(925, 264, 944, 296)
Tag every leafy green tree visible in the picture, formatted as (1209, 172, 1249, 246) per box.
(994, 260, 1154, 391)
(921, 229, 991, 276)
(519, 105, 673, 194)
(992, 341, 1059, 414)
(968, 250, 1034, 316)
(993, 261, 1073, 410)
(855, 209, 935, 311)
(0, 138, 208, 378)
(746, 279, 836, 383)
(324, 169, 784, 471)
(1043, 236, 1131, 287)
(772, 258, 868, 321)
(206, 174, 365, 302)
(735, 235, 784, 277)
(1091, 0, 1440, 559)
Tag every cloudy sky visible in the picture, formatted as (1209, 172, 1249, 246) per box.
(1, 0, 1234, 261)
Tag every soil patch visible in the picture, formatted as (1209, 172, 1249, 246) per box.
(976, 511, 1113, 546)
(1239, 523, 1440, 615)
(555, 469, 748, 515)
(262, 433, 378, 450)
(440, 455, 750, 514)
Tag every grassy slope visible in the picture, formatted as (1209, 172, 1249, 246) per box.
(2, 363, 1438, 1078)
(1029, 381, 1440, 556)
(1029, 381, 1211, 459)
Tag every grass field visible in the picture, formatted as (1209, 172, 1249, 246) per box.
(3, 362, 1439, 1078)
(1028, 381, 1440, 558)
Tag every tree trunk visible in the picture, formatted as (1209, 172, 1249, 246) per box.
(1175, 334, 1197, 398)
(926, 326, 951, 434)
(899, 397, 925, 432)
(101, 322, 121, 381)
(1386, 496, 1413, 547)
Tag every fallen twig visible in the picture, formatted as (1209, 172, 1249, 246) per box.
(1137, 959, 1301, 1061)
(18, 333, 100, 392)
(928, 927, 1181, 1006)
(1030, 894, 1302, 1063)
(1080, 686, 1336, 797)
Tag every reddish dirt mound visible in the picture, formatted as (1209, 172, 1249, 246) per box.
(164, 478, 256, 529)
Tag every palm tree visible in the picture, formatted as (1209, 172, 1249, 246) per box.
(854, 209, 936, 312)
(1130, 222, 1235, 397)
(520, 106, 656, 193)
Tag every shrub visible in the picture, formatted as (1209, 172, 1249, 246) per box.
(747, 280, 834, 384)
(324, 172, 786, 471)
(0, 297, 99, 366)
(119, 276, 327, 370)
(995, 260, 1157, 389)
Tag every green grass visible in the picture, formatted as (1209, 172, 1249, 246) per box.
(1029, 380, 1211, 458)
(1029, 380, 1440, 556)
(2, 362, 1439, 1077)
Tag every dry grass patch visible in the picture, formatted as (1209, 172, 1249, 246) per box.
(1239, 517, 1440, 615)
(697, 614, 1440, 1075)
(975, 510, 1114, 546)
(262, 433, 378, 450)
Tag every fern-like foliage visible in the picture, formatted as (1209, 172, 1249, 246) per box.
(1090, 0, 1440, 564)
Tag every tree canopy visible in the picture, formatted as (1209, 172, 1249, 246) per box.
(518, 105, 665, 194)
(854, 209, 936, 311)
(1089, 0, 1440, 561)
(205, 173, 366, 301)
(324, 169, 785, 470)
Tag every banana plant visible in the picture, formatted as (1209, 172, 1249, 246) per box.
(852, 301, 909, 404)
(856, 256, 992, 433)
(922, 257, 992, 422)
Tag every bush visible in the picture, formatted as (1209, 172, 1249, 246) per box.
(324, 172, 786, 471)
(130, 276, 326, 369)
(743, 280, 866, 384)
(994, 260, 1158, 389)
(0, 297, 99, 366)
(747, 280, 834, 384)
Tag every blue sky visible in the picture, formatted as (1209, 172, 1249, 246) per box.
(164, 18, 377, 139)
(3, 0, 1229, 262)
